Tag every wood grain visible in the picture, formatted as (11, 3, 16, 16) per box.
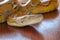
(0, 0, 60, 40)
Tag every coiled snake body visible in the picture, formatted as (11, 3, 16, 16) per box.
(0, 0, 58, 24)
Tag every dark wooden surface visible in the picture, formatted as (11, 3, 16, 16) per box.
(0, 0, 60, 40)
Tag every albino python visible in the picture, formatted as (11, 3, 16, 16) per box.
(0, 0, 58, 27)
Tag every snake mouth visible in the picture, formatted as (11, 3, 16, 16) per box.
(7, 14, 43, 27)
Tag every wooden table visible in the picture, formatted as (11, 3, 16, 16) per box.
(0, 0, 60, 40)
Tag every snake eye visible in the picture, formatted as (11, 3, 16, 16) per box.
(5, 9, 11, 17)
